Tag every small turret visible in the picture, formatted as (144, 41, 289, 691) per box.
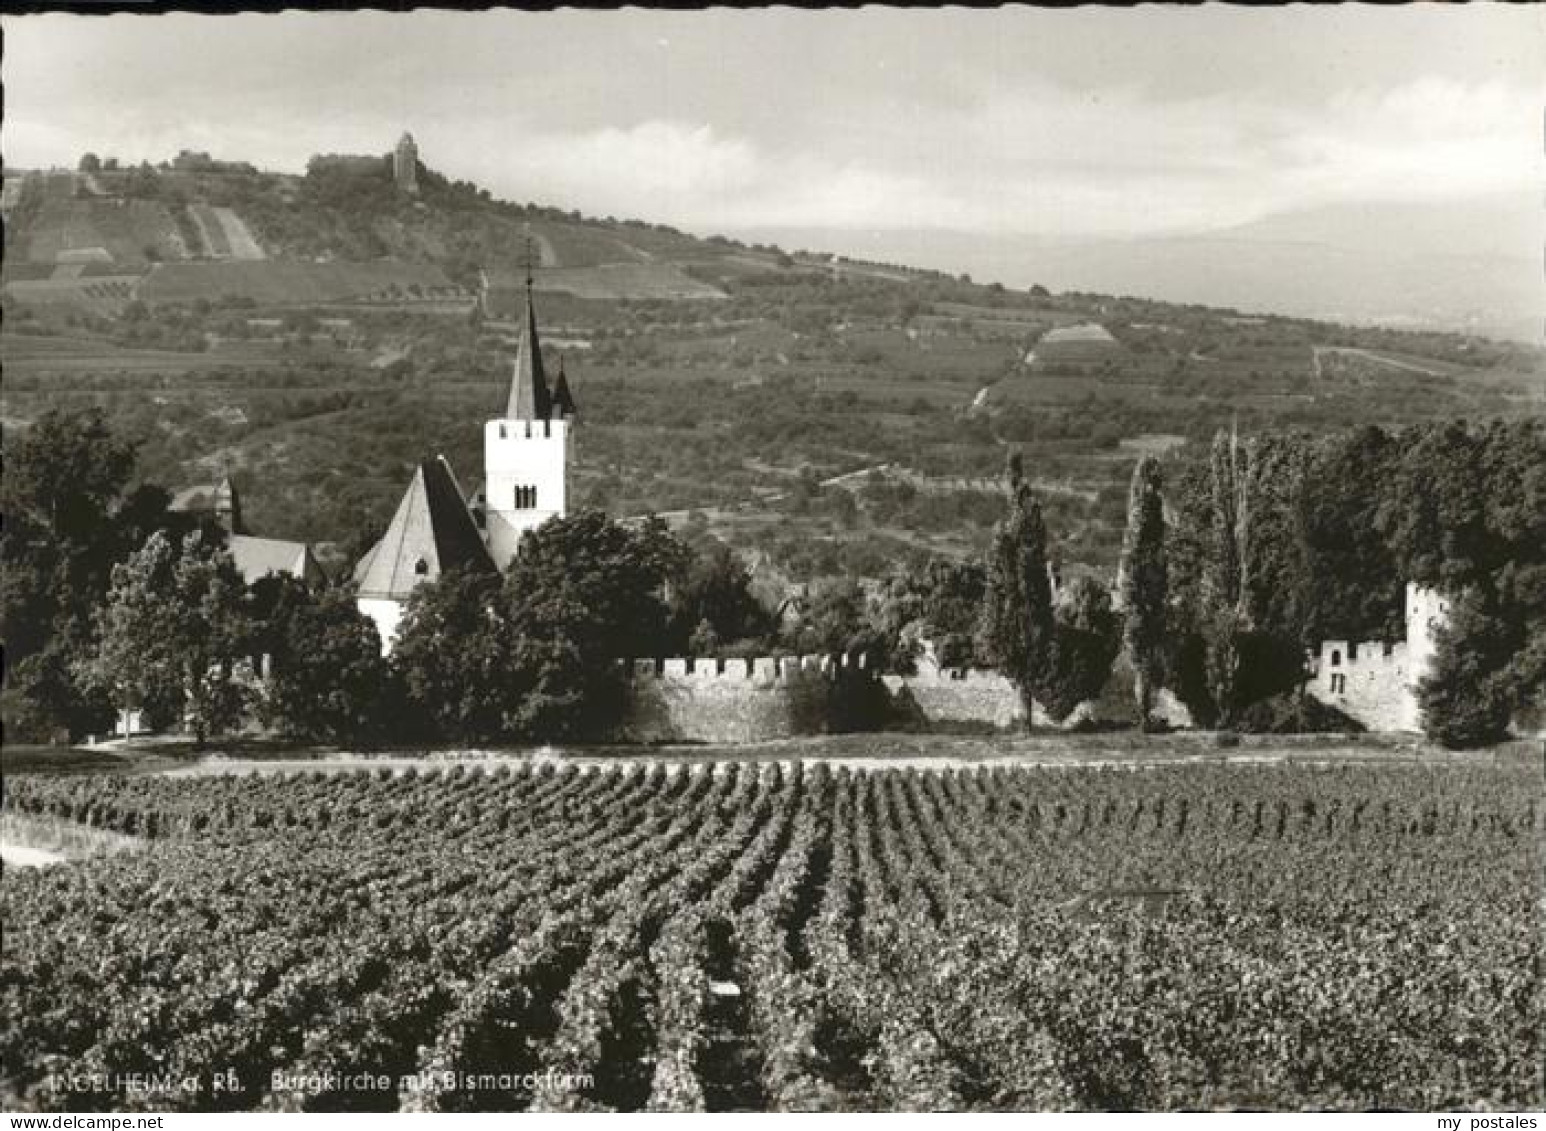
(551, 355, 577, 419)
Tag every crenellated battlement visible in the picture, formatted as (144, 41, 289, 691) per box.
(483, 414, 570, 570)
(613, 653, 877, 744)
(487, 417, 568, 442)
(621, 653, 872, 685)
(1313, 639, 1410, 673)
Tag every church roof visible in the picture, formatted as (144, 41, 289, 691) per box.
(506, 280, 552, 421)
(171, 476, 325, 585)
(229, 535, 325, 586)
(353, 456, 495, 601)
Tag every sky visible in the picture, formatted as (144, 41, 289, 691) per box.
(3, 5, 1542, 239)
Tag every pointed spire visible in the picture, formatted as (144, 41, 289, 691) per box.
(551, 354, 577, 419)
(505, 257, 551, 421)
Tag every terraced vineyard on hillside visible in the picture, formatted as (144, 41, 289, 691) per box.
(3, 760, 1540, 1112)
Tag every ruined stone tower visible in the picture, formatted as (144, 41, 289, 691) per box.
(394, 131, 419, 195)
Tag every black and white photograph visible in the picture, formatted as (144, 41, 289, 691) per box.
(1, 3, 1542, 1118)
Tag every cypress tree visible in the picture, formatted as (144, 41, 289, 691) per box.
(978, 480, 1055, 729)
(1120, 455, 1168, 729)
(1201, 427, 1253, 726)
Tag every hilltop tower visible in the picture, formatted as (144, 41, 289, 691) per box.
(394, 131, 419, 195)
(483, 274, 576, 569)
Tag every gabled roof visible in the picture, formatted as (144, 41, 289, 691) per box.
(230, 534, 325, 586)
(506, 280, 552, 421)
(353, 456, 496, 600)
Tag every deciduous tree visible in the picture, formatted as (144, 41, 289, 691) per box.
(872, 558, 988, 672)
(1389, 420, 1546, 744)
(786, 576, 871, 657)
(391, 567, 510, 744)
(668, 538, 773, 652)
(510, 510, 684, 661)
(1417, 590, 1517, 748)
(84, 530, 252, 745)
(254, 576, 390, 745)
(2, 411, 199, 739)
(394, 511, 689, 744)
(501, 511, 684, 739)
(1299, 427, 1404, 641)
(1044, 576, 1122, 722)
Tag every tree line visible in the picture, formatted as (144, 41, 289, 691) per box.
(5, 410, 1538, 749)
(1, 411, 778, 747)
(777, 418, 1541, 746)
(965, 419, 1542, 745)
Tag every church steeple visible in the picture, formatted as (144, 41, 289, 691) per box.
(506, 234, 552, 421)
(482, 228, 573, 570)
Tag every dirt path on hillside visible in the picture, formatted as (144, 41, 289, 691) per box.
(214, 207, 266, 260)
(1313, 345, 1451, 380)
(532, 232, 557, 268)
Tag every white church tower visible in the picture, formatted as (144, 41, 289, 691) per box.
(483, 273, 576, 570)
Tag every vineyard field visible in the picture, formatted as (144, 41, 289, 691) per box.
(2, 761, 1541, 1112)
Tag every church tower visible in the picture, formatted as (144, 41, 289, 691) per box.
(483, 273, 575, 569)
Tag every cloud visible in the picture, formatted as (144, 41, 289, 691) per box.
(479, 121, 958, 234)
(3, 10, 1537, 240)
(478, 74, 1540, 239)
(524, 122, 760, 205)
(1285, 79, 1541, 202)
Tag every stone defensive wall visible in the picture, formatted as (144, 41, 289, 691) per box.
(882, 661, 1192, 732)
(615, 654, 884, 744)
(882, 666, 1031, 730)
(1308, 639, 1419, 732)
(614, 652, 1197, 744)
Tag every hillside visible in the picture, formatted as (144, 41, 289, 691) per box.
(736, 195, 1544, 344)
(0, 159, 755, 313)
(4, 149, 1544, 587)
